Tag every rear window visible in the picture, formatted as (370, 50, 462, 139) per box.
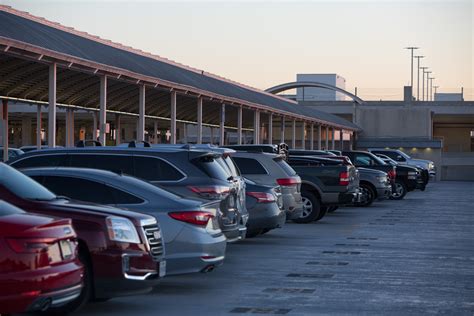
(134, 156, 184, 181)
(69, 154, 133, 174)
(274, 158, 296, 176)
(224, 156, 241, 177)
(232, 157, 267, 175)
(193, 156, 230, 181)
(11, 154, 68, 169)
(0, 200, 24, 216)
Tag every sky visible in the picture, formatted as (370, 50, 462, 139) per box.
(1, 0, 472, 100)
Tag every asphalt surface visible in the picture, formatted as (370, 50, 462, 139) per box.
(78, 181, 474, 315)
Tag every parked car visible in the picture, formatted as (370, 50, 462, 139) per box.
(0, 200, 84, 314)
(223, 150, 304, 220)
(244, 178, 285, 237)
(286, 156, 360, 221)
(342, 150, 421, 200)
(7, 144, 245, 242)
(356, 168, 392, 206)
(19, 145, 54, 153)
(375, 153, 429, 188)
(23, 167, 227, 275)
(0, 147, 24, 161)
(0, 163, 165, 309)
(368, 148, 435, 178)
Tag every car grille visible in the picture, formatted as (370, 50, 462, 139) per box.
(142, 224, 164, 261)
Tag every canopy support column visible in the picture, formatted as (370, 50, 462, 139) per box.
(219, 103, 225, 146)
(48, 63, 57, 147)
(237, 105, 242, 145)
(170, 91, 177, 144)
(197, 97, 203, 144)
(325, 126, 329, 150)
(138, 85, 145, 142)
(291, 119, 296, 149)
(340, 129, 344, 150)
(99, 75, 107, 145)
(268, 113, 273, 144)
(36, 105, 42, 149)
(253, 110, 260, 145)
(1, 100, 8, 162)
(331, 127, 335, 150)
(301, 122, 306, 149)
(280, 116, 285, 144)
(115, 114, 121, 145)
(310, 124, 314, 150)
(318, 124, 322, 150)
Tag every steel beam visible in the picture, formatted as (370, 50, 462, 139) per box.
(197, 97, 203, 144)
(138, 85, 146, 142)
(48, 63, 56, 147)
(219, 103, 225, 146)
(170, 91, 177, 144)
(99, 75, 107, 145)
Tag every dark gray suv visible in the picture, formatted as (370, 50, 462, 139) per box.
(8, 144, 244, 242)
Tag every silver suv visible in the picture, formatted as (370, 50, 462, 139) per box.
(228, 151, 303, 220)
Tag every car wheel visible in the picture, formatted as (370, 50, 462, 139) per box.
(327, 206, 338, 213)
(355, 184, 375, 207)
(390, 180, 407, 200)
(292, 190, 321, 223)
(46, 246, 92, 314)
(314, 206, 328, 221)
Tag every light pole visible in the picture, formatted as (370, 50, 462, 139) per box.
(433, 85, 440, 100)
(420, 67, 428, 101)
(414, 55, 424, 100)
(429, 77, 435, 101)
(425, 70, 432, 101)
(405, 47, 419, 89)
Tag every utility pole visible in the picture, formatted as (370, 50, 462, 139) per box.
(429, 77, 435, 101)
(405, 47, 419, 89)
(414, 55, 424, 100)
(433, 85, 439, 100)
(420, 67, 428, 101)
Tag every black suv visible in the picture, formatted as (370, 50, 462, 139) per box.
(8, 143, 245, 242)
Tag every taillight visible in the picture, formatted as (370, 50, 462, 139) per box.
(169, 211, 214, 226)
(387, 169, 396, 180)
(7, 238, 54, 254)
(276, 177, 300, 186)
(6, 237, 77, 266)
(189, 186, 231, 200)
(339, 171, 350, 186)
(246, 192, 276, 203)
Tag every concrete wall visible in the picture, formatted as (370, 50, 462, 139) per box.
(433, 126, 472, 152)
(355, 106, 432, 138)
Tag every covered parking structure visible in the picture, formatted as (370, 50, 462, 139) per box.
(0, 5, 359, 161)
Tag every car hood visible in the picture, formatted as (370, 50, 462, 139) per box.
(410, 158, 433, 166)
(357, 167, 387, 176)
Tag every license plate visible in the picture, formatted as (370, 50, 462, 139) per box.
(159, 260, 166, 277)
(60, 240, 73, 259)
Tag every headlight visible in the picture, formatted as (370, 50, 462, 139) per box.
(408, 171, 417, 176)
(376, 176, 387, 183)
(106, 216, 140, 244)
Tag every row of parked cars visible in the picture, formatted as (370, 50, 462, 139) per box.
(0, 142, 435, 314)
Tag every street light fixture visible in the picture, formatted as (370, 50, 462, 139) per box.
(424, 70, 432, 101)
(429, 77, 435, 101)
(433, 85, 440, 100)
(414, 55, 424, 100)
(405, 47, 419, 89)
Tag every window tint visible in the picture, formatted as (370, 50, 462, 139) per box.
(134, 156, 184, 181)
(12, 154, 68, 169)
(353, 154, 372, 166)
(0, 200, 24, 216)
(69, 154, 133, 175)
(193, 156, 230, 180)
(274, 158, 297, 175)
(41, 176, 116, 204)
(289, 159, 322, 167)
(232, 157, 267, 175)
(373, 151, 397, 160)
(0, 164, 56, 201)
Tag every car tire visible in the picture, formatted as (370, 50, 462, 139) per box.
(390, 180, 407, 200)
(260, 228, 271, 235)
(314, 206, 328, 221)
(293, 190, 321, 223)
(355, 183, 375, 207)
(327, 206, 338, 213)
(45, 246, 92, 315)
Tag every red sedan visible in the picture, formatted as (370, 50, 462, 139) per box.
(0, 200, 83, 314)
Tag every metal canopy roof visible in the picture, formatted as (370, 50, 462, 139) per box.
(0, 5, 359, 131)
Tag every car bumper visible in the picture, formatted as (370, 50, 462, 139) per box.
(0, 261, 83, 314)
(164, 224, 227, 275)
(247, 202, 286, 231)
(92, 249, 163, 299)
(282, 191, 303, 220)
(376, 185, 392, 200)
(339, 191, 358, 204)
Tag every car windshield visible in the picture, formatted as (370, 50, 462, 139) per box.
(0, 163, 57, 201)
(369, 153, 388, 165)
(398, 151, 411, 159)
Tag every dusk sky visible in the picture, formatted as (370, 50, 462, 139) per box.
(1, 0, 472, 100)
